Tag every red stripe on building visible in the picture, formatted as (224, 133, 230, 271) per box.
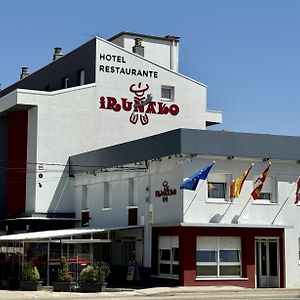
(6, 111, 28, 216)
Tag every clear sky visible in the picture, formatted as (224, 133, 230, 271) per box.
(1, 0, 299, 136)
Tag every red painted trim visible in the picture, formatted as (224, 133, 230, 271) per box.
(6, 111, 28, 216)
(152, 226, 285, 287)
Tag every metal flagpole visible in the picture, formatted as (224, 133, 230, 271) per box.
(231, 196, 252, 224)
(183, 180, 205, 216)
(271, 177, 300, 225)
(218, 201, 234, 223)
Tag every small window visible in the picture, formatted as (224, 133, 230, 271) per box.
(62, 76, 69, 89)
(161, 86, 174, 102)
(207, 173, 230, 202)
(81, 185, 88, 210)
(128, 178, 136, 206)
(77, 68, 85, 86)
(208, 182, 226, 199)
(103, 182, 111, 208)
(253, 176, 277, 203)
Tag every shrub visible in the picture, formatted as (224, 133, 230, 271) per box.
(79, 265, 97, 283)
(94, 261, 110, 284)
(22, 262, 40, 281)
(79, 261, 110, 284)
(58, 256, 73, 282)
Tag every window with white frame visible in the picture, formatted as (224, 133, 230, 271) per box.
(62, 76, 69, 89)
(196, 236, 241, 278)
(207, 174, 230, 201)
(81, 185, 88, 210)
(77, 68, 85, 85)
(254, 176, 277, 203)
(161, 86, 174, 102)
(128, 178, 137, 207)
(158, 236, 179, 279)
(103, 182, 112, 208)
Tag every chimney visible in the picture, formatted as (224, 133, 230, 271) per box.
(20, 67, 29, 80)
(53, 47, 63, 60)
(132, 38, 144, 57)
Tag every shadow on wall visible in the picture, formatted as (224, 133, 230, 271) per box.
(47, 160, 75, 216)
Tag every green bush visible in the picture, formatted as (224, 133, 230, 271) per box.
(58, 256, 73, 282)
(22, 262, 40, 281)
(79, 265, 97, 283)
(79, 261, 110, 284)
(94, 261, 110, 283)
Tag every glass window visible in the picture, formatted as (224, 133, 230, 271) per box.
(196, 250, 217, 262)
(161, 86, 174, 101)
(77, 68, 85, 85)
(208, 182, 226, 198)
(160, 249, 171, 261)
(219, 250, 240, 262)
(61, 76, 69, 89)
(158, 236, 179, 279)
(196, 237, 241, 278)
(103, 182, 111, 208)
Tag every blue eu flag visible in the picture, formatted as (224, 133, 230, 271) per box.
(180, 163, 214, 191)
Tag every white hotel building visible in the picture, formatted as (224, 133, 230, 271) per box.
(0, 32, 299, 288)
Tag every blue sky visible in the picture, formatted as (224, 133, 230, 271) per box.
(1, 0, 299, 136)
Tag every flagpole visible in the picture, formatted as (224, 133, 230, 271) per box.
(231, 196, 252, 224)
(271, 177, 300, 225)
(218, 201, 233, 223)
(183, 180, 205, 216)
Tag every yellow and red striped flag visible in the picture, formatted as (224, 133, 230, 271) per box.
(230, 164, 253, 199)
(251, 164, 270, 200)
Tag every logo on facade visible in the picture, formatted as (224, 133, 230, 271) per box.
(155, 180, 177, 203)
(99, 82, 180, 125)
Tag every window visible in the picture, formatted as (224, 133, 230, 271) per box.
(196, 237, 241, 278)
(77, 68, 85, 86)
(103, 182, 111, 208)
(253, 176, 277, 203)
(128, 178, 136, 206)
(81, 185, 88, 210)
(208, 182, 226, 198)
(207, 174, 230, 202)
(161, 86, 174, 102)
(61, 76, 69, 89)
(158, 236, 179, 279)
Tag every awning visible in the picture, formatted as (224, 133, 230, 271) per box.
(0, 225, 142, 242)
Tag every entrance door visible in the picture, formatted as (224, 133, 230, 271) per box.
(255, 238, 279, 288)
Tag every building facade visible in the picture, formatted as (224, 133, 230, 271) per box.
(0, 32, 299, 288)
(70, 129, 300, 288)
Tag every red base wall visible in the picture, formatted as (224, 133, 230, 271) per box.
(152, 226, 285, 288)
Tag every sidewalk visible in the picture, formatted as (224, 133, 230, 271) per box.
(0, 286, 299, 299)
(0, 286, 300, 300)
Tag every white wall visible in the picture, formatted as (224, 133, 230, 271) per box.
(110, 34, 179, 71)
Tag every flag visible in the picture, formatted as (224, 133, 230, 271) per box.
(230, 164, 253, 199)
(180, 163, 214, 191)
(295, 177, 300, 204)
(251, 164, 270, 200)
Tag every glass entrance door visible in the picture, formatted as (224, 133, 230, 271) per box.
(255, 238, 279, 288)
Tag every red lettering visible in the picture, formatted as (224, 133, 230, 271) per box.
(121, 98, 132, 111)
(169, 104, 179, 116)
(158, 102, 169, 114)
(106, 97, 118, 110)
(99, 96, 106, 109)
(145, 102, 157, 114)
